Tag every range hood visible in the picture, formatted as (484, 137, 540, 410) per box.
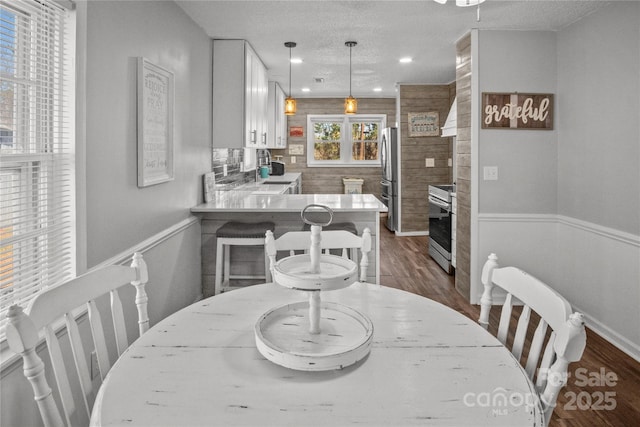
(441, 97, 457, 137)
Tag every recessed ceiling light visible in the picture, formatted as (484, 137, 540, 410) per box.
(301, 87, 311, 92)
(290, 58, 303, 64)
(399, 57, 413, 63)
(373, 87, 382, 92)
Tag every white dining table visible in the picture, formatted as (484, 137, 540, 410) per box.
(90, 282, 544, 426)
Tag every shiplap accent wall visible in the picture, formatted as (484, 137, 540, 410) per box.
(455, 33, 472, 300)
(270, 98, 395, 196)
(397, 85, 454, 233)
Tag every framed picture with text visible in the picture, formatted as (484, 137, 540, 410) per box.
(408, 112, 439, 137)
(137, 57, 175, 187)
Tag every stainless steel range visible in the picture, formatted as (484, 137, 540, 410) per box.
(428, 184, 455, 274)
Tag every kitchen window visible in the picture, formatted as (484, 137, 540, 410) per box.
(307, 114, 386, 167)
(0, 0, 75, 338)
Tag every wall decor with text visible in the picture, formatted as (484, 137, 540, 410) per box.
(482, 93, 553, 130)
(137, 57, 174, 187)
(408, 112, 439, 137)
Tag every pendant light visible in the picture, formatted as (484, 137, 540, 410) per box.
(284, 42, 297, 116)
(344, 41, 357, 114)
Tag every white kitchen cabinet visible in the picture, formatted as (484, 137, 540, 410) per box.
(267, 81, 287, 149)
(212, 39, 268, 149)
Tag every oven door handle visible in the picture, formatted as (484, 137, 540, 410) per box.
(429, 195, 451, 211)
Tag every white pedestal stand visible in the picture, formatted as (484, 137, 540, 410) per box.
(255, 205, 374, 371)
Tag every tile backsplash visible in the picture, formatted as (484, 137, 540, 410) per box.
(210, 148, 271, 190)
(211, 148, 253, 189)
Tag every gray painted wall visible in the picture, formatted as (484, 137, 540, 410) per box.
(85, 0, 212, 267)
(478, 31, 558, 214)
(1, 1, 211, 425)
(557, 1, 640, 235)
(475, 2, 640, 356)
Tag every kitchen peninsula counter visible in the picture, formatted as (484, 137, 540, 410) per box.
(191, 194, 387, 297)
(191, 193, 387, 213)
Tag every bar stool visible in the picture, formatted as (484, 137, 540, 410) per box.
(215, 221, 275, 295)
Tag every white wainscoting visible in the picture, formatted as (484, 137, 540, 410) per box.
(0, 217, 203, 427)
(478, 213, 640, 363)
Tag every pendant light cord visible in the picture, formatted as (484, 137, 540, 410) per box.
(289, 45, 292, 97)
(349, 44, 352, 97)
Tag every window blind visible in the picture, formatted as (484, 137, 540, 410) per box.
(0, 0, 75, 336)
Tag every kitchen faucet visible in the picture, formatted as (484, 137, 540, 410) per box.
(265, 149, 272, 172)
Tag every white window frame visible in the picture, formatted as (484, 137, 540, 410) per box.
(307, 114, 386, 167)
(0, 0, 76, 345)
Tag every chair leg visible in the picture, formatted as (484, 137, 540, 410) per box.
(265, 251, 271, 283)
(223, 244, 231, 291)
(215, 239, 224, 295)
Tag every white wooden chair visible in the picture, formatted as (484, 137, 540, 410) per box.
(5, 253, 149, 427)
(479, 253, 586, 426)
(265, 227, 372, 283)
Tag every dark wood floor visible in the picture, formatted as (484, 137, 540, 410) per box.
(377, 225, 640, 427)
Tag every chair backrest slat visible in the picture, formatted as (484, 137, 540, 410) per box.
(110, 289, 129, 357)
(524, 318, 548, 379)
(63, 312, 94, 417)
(512, 304, 532, 361)
(44, 325, 77, 427)
(478, 253, 586, 426)
(88, 300, 112, 381)
(5, 253, 149, 427)
(496, 293, 513, 345)
(536, 332, 557, 391)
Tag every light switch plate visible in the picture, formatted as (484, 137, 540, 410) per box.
(425, 158, 435, 167)
(223, 164, 228, 176)
(483, 166, 498, 180)
(448, 158, 452, 167)
(290, 156, 296, 164)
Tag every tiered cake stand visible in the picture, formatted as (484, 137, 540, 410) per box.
(255, 205, 374, 371)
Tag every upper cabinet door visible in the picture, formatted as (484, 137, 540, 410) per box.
(212, 40, 268, 149)
(267, 81, 287, 149)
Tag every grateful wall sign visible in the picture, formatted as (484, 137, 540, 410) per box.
(482, 93, 553, 130)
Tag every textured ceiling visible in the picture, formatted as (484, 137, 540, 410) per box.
(176, 0, 611, 98)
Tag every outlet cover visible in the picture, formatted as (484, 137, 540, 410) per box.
(448, 158, 453, 167)
(223, 164, 228, 176)
(425, 158, 435, 167)
(483, 166, 499, 181)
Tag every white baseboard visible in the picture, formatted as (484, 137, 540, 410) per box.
(395, 230, 429, 237)
(575, 306, 640, 363)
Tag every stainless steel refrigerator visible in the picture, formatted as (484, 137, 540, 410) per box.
(380, 127, 398, 231)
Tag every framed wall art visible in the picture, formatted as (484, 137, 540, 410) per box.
(289, 126, 304, 137)
(408, 112, 439, 137)
(482, 92, 554, 130)
(137, 57, 174, 187)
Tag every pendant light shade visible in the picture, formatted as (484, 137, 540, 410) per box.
(344, 41, 357, 115)
(284, 42, 297, 116)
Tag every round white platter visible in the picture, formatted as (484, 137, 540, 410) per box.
(272, 254, 358, 291)
(255, 301, 373, 371)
